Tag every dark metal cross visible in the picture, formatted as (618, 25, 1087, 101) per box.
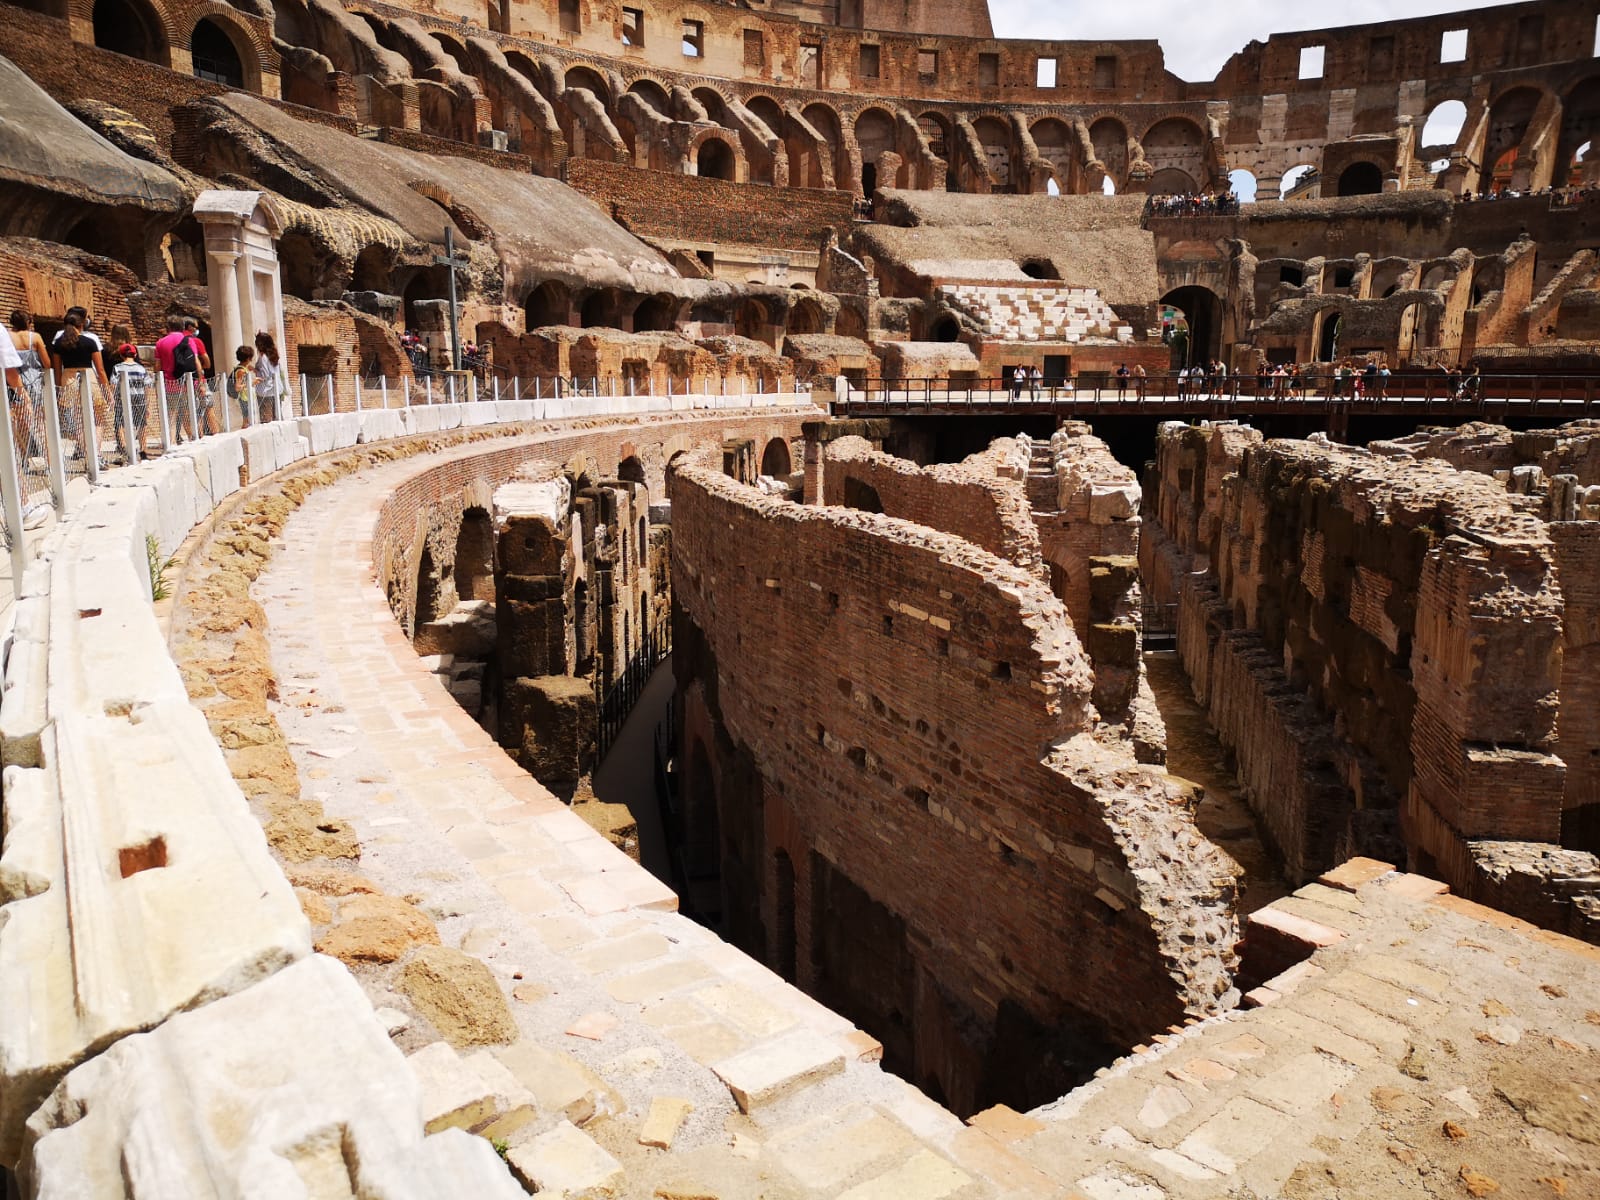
(433, 226, 471, 371)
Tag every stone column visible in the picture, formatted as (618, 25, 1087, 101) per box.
(208, 251, 243, 367)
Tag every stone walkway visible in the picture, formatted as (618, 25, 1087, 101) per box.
(250, 433, 1600, 1199)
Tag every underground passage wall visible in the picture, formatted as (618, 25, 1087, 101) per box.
(668, 452, 1240, 1117)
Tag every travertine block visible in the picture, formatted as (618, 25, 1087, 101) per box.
(506, 1119, 624, 1198)
(22, 955, 524, 1198)
(0, 705, 312, 1165)
(712, 1030, 845, 1112)
(46, 556, 187, 722)
(170, 433, 244, 506)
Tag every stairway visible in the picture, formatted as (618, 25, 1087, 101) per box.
(1026, 441, 1058, 513)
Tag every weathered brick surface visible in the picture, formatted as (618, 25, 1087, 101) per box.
(670, 454, 1238, 1115)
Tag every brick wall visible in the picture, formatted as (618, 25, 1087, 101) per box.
(671, 456, 1237, 1115)
(565, 159, 854, 252)
(819, 435, 1042, 576)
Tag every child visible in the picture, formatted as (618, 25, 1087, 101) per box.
(109, 343, 149, 463)
(228, 344, 255, 427)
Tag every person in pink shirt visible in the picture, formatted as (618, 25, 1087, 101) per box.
(154, 316, 212, 440)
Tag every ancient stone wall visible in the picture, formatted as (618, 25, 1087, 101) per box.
(819, 434, 1043, 577)
(670, 454, 1238, 1116)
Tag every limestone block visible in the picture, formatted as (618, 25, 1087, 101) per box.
(96, 458, 202, 558)
(236, 424, 280, 483)
(269, 419, 310, 470)
(22, 955, 525, 1198)
(45, 556, 186, 721)
(1085, 481, 1140, 523)
(435, 404, 464, 431)
(410, 1040, 502, 1134)
(1, 593, 48, 767)
(55, 485, 159, 601)
(491, 1040, 624, 1126)
(170, 434, 244, 507)
(295, 413, 360, 455)
(638, 1096, 693, 1149)
(494, 399, 535, 424)
(0, 705, 312, 1165)
(462, 401, 498, 427)
(506, 1120, 624, 1198)
(405, 405, 440, 434)
(711, 1031, 846, 1112)
(357, 409, 407, 443)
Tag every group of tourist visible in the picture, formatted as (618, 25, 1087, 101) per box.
(0, 305, 285, 484)
(1145, 192, 1242, 219)
(1460, 183, 1597, 206)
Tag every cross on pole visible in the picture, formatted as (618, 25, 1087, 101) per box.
(433, 226, 471, 372)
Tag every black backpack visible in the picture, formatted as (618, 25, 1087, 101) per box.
(171, 335, 198, 378)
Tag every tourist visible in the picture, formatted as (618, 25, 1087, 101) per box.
(1029, 364, 1042, 398)
(1377, 359, 1391, 399)
(254, 331, 282, 421)
(228, 345, 255, 427)
(1116, 363, 1129, 396)
(50, 311, 109, 455)
(8, 311, 48, 463)
(1133, 362, 1146, 398)
(1176, 364, 1190, 399)
(109, 343, 149, 462)
(1363, 359, 1378, 400)
(1009, 364, 1024, 400)
(155, 316, 209, 442)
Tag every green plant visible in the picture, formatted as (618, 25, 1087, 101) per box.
(146, 533, 178, 601)
(490, 1136, 510, 1160)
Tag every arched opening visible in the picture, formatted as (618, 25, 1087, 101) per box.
(581, 289, 622, 329)
(760, 438, 792, 479)
(931, 315, 960, 342)
(402, 267, 448, 332)
(525, 281, 572, 328)
(1484, 86, 1542, 189)
(1419, 99, 1467, 171)
(1397, 302, 1424, 361)
(800, 103, 847, 191)
(94, 0, 163, 63)
(749, 95, 785, 139)
(1280, 163, 1318, 199)
(854, 107, 896, 193)
(632, 294, 678, 333)
(787, 298, 825, 335)
(1161, 285, 1223, 367)
(1227, 168, 1257, 203)
(1316, 310, 1342, 362)
(691, 87, 728, 124)
(350, 244, 394, 294)
(618, 456, 646, 485)
(1336, 161, 1384, 196)
(842, 477, 882, 513)
(454, 508, 495, 603)
(735, 298, 772, 344)
(774, 849, 797, 983)
(1020, 259, 1058, 280)
(414, 545, 443, 631)
(190, 17, 245, 87)
(1558, 78, 1600, 185)
(697, 138, 735, 181)
(1147, 167, 1197, 195)
(278, 231, 324, 301)
(972, 116, 1012, 189)
(1030, 118, 1072, 191)
(1046, 178, 1060, 196)
(628, 79, 671, 115)
(1088, 118, 1128, 191)
(861, 162, 877, 196)
(1101, 176, 1116, 195)
(564, 65, 610, 104)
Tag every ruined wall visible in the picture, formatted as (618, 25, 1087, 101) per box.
(670, 455, 1237, 1116)
(819, 434, 1043, 577)
(1148, 422, 1600, 939)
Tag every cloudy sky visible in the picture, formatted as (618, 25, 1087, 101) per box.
(990, 0, 1532, 83)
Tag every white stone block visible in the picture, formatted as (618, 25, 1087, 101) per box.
(236, 425, 280, 483)
(409, 1041, 501, 1134)
(460, 401, 496, 427)
(711, 1030, 845, 1112)
(57, 486, 159, 602)
(494, 399, 535, 424)
(435, 404, 463, 431)
(22, 955, 524, 1198)
(407, 406, 442, 434)
(169, 435, 244, 508)
(1088, 481, 1140, 523)
(0, 594, 48, 768)
(0, 704, 312, 1164)
(95, 458, 201, 559)
(46, 556, 184, 720)
(358, 409, 407, 443)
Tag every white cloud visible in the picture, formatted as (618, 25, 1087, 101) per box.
(990, 0, 1532, 83)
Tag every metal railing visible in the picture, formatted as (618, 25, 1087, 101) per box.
(835, 371, 1600, 416)
(595, 618, 671, 761)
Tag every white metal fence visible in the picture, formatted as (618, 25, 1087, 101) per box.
(0, 363, 806, 595)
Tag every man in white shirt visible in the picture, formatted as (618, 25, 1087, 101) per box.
(0, 319, 21, 391)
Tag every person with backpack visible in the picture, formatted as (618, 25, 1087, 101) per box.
(110, 343, 150, 462)
(228, 345, 255, 427)
(156, 316, 208, 441)
(50, 311, 109, 458)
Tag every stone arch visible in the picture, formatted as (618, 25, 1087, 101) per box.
(1419, 98, 1468, 169)
(760, 437, 792, 478)
(1558, 76, 1600, 185)
(930, 314, 960, 342)
(800, 102, 849, 191)
(735, 297, 773, 345)
(1484, 85, 1545, 186)
(972, 115, 1012, 188)
(565, 64, 611, 105)
(525, 280, 572, 328)
(1227, 167, 1257, 203)
(633, 293, 679, 332)
(186, 8, 268, 92)
(836, 305, 866, 339)
(1161, 285, 1222, 365)
(1030, 117, 1073, 191)
(1397, 301, 1426, 361)
(1315, 308, 1342, 361)
(278, 229, 340, 301)
(414, 544, 443, 630)
(1336, 161, 1384, 196)
(618, 455, 646, 484)
(627, 77, 671, 114)
(1088, 116, 1129, 189)
(350, 243, 395, 293)
(694, 131, 738, 181)
(429, 30, 473, 75)
(691, 86, 729, 124)
(1148, 167, 1197, 194)
(787, 296, 826, 336)
(854, 106, 898, 186)
(581, 288, 626, 329)
(1280, 162, 1319, 199)
(454, 508, 495, 603)
(747, 94, 785, 135)
(1142, 116, 1206, 191)
(93, 0, 172, 66)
